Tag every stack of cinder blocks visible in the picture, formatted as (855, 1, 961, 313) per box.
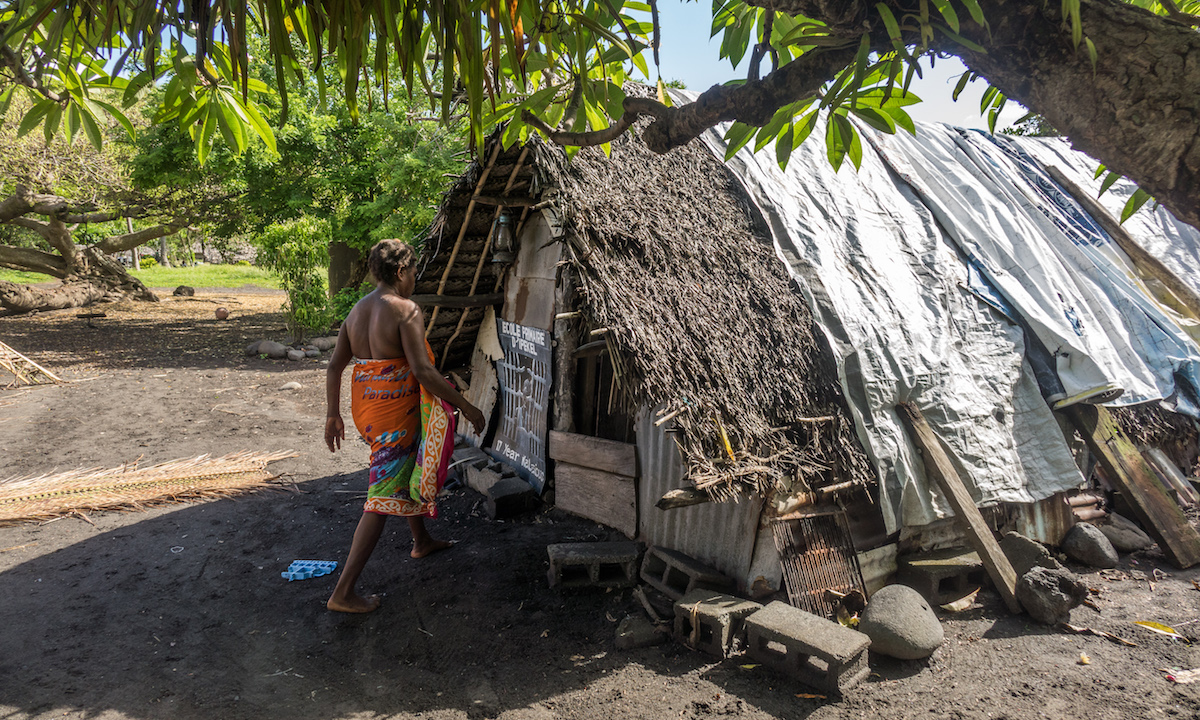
(452, 446, 538, 519)
(547, 542, 641, 589)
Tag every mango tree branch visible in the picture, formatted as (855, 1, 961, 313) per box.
(521, 109, 635, 147)
(1158, 0, 1200, 24)
(0, 244, 67, 278)
(95, 223, 184, 254)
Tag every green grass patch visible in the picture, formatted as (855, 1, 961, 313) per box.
(0, 264, 285, 289)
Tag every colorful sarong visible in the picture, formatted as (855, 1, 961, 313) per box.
(350, 344, 456, 518)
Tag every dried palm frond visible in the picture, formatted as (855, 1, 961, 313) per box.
(0, 450, 299, 525)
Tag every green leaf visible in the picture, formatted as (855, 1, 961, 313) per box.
(1094, 163, 1107, 180)
(876, 4, 903, 43)
(65, 103, 80, 145)
(851, 106, 897, 134)
(825, 114, 847, 171)
(723, 121, 757, 160)
(123, 70, 155, 108)
(835, 113, 863, 169)
(935, 24, 988, 52)
(775, 122, 796, 170)
(931, 0, 961, 32)
(43, 103, 62, 144)
(17, 99, 55, 138)
(1084, 37, 1097, 72)
(1120, 188, 1151, 223)
(197, 107, 218, 165)
(793, 109, 820, 146)
(958, 0, 987, 26)
(0, 86, 14, 118)
(952, 71, 974, 101)
(91, 99, 136, 140)
(239, 97, 278, 154)
(1098, 171, 1121, 197)
(77, 102, 103, 151)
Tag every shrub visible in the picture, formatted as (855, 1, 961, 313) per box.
(139, 256, 158, 270)
(235, 259, 251, 266)
(254, 216, 332, 342)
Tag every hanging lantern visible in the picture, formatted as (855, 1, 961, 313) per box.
(491, 211, 515, 264)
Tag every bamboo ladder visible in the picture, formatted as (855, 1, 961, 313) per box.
(424, 142, 505, 341)
(0, 340, 64, 387)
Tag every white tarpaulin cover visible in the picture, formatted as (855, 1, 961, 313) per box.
(698, 121, 1085, 532)
(695, 110, 1200, 532)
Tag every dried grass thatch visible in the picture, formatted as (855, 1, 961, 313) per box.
(0, 450, 299, 525)
(531, 124, 872, 499)
(1110, 402, 1200, 475)
(418, 98, 874, 500)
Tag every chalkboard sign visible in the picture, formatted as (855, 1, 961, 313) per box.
(488, 319, 552, 492)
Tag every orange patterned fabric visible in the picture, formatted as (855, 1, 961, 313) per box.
(350, 342, 455, 518)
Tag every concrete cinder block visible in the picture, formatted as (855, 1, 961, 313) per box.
(673, 589, 762, 657)
(640, 546, 734, 601)
(486, 477, 539, 519)
(897, 548, 989, 605)
(547, 541, 641, 589)
(465, 464, 503, 495)
(743, 601, 871, 694)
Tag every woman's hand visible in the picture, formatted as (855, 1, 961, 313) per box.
(325, 415, 345, 452)
(463, 404, 486, 433)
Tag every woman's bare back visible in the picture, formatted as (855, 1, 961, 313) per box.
(342, 290, 420, 360)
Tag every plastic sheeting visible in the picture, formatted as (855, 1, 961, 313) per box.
(698, 120, 1085, 533)
(863, 127, 1200, 412)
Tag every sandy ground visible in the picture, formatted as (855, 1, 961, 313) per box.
(2, 291, 1200, 720)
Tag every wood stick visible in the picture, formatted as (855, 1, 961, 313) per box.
(1047, 166, 1200, 319)
(1065, 404, 1200, 568)
(897, 402, 1022, 614)
(412, 293, 504, 309)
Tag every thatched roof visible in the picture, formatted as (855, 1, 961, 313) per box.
(419, 114, 873, 500)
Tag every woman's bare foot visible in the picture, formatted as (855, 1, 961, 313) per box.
(411, 538, 454, 559)
(326, 593, 381, 613)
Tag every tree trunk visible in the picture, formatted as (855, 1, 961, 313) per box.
(0, 247, 158, 313)
(158, 236, 171, 268)
(943, 0, 1200, 229)
(327, 240, 361, 297)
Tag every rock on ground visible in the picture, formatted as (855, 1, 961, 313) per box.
(615, 615, 668, 650)
(279, 381, 302, 391)
(244, 340, 263, 356)
(1000, 531, 1065, 576)
(1015, 566, 1088, 625)
(859, 584, 944, 660)
(1098, 513, 1154, 552)
(1061, 523, 1119, 569)
(286, 349, 305, 361)
(258, 340, 288, 359)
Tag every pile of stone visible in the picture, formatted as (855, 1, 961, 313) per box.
(245, 336, 339, 361)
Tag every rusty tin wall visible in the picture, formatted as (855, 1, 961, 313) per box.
(635, 405, 765, 590)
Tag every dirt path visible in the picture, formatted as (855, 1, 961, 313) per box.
(2, 294, 1200, 720)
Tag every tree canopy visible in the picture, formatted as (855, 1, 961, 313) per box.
(1, 0, 1198, 230)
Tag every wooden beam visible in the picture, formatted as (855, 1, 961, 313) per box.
(1065, 404, 1200, 569)
(548, 430, 638, 477)
(572, 339, 609, 359)
(412, 293, 504, 309)
(1047, 166, 1200, 319)
(897, 402, 1022, 614)
(552, 266, 580, 432)
(472, 195, 538, 207)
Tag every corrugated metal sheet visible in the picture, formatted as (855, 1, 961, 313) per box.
(636, 405, 764, 591)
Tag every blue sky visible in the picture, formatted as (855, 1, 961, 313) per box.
(638, 2, 1027, 131)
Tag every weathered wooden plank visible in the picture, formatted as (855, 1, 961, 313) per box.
(412, 293, 504, 309)
(554, 462, 637, 538)
(549, 430, 638, 477)
(897, 403, 1022, 614)
(1066, 404, 1200, 569)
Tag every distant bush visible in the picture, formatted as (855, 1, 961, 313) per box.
(139, 257, 158, 270)
(235, 259, 251, 266)
(254, 216, 332, 342)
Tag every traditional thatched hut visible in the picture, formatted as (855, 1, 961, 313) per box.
(416, 98, 1200, 601)
(416, 123, 880, 604)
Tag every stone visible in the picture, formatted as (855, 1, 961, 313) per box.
(172, 285, 195, 296)
(999, 531, 1065, 577)
(312, 336, 339, 351)
(615, 614, 668, 650)
(214, 307, 229, 320)
(1098, 513, 1154, 552)
(279, 381, 302, 391)
(305, 349, 321, 358)
(858, 584, 944, 660)
(259, 341, 288, 359)
(1061, 523, 1119, 569)
(244, 340, 264, 357)
(485, 477, 538, 519)
(1015, 566, 1088, 625)
(286, 349, 305, 361)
